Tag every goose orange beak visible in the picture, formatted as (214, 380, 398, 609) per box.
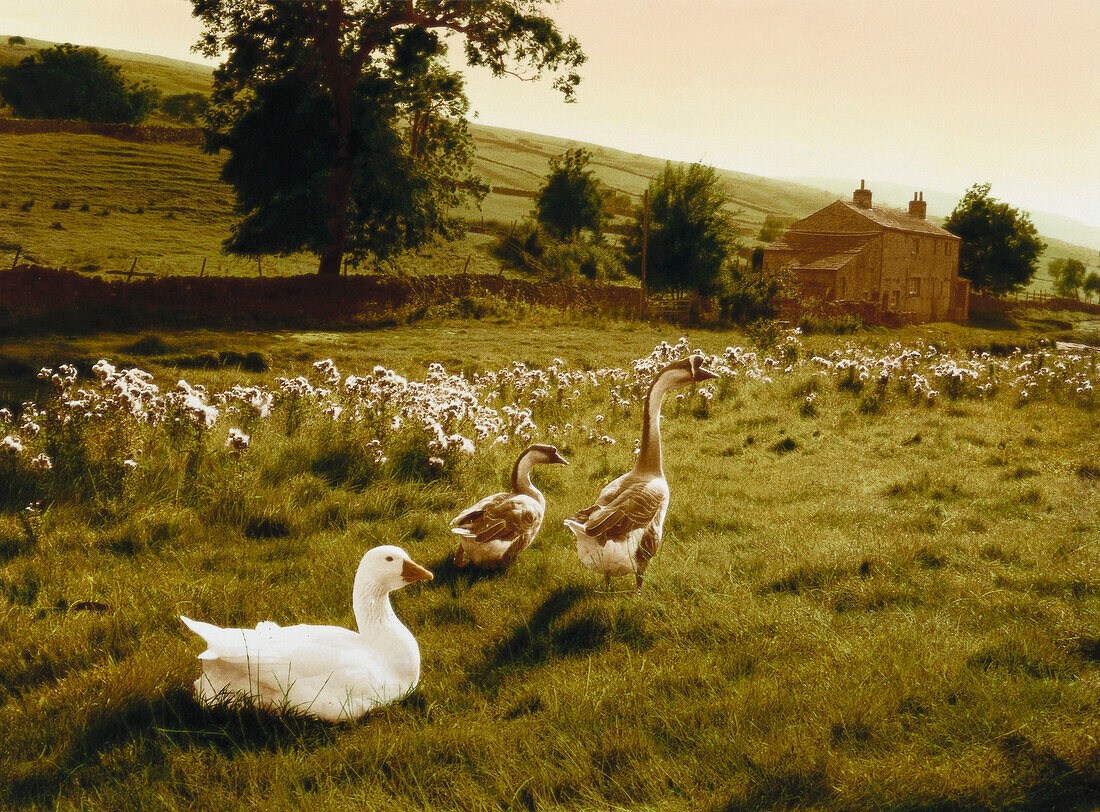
(401, 558, 434, 583)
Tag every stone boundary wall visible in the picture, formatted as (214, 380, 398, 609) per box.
(0, 265, 644, 334)
(0, 118, 203, 146)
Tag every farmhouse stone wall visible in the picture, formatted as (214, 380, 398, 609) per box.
(762, 183, 967, 324)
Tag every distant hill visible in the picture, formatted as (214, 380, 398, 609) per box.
(2, 35, 1096, 288)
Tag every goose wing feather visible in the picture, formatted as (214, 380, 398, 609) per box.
(451, 491, 541, 544)
(574, 473, 669, 543)
(181, 616, 372, 678)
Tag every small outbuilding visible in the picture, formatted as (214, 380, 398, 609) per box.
(763, 181, 969, 323)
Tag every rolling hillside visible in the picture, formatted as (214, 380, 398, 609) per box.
(1, 36, 1096, 288)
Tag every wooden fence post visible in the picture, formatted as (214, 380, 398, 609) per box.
(11, 246, 20, 270)
(126, 257, 137, 283)
(199, 257, 206, 278)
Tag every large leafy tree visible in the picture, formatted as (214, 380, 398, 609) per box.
(192, 1, 584, 276)
(942, 183, 1046, 294)
(624, 162, 738, 296)
(0, 44, 158, 123)
(534, 147, 604, 239)
(1049, 257, 1087, 299)
(1083, 272, 1100, 303)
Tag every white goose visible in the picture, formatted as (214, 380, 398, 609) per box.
(450, 443, 568, 569)
(565, 354, 719, 592)
(180, 545, 432, 721)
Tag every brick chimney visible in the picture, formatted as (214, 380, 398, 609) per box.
(853, 179, 872, 209)
(908, 191, 927, 219)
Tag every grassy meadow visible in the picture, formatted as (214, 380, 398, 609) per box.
(1, 314, 1099, 811)
(2, 35, 1100, 812)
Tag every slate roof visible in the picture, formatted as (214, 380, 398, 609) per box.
(791, 254, 856, 272)
(840, 201, 959, 238)
(769, 231, 877, 254)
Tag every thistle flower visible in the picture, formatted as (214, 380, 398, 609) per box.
(225, 428, 250, 456)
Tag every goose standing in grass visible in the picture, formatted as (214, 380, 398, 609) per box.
(451, 443, 569, 569)
(565, 355, 719, 593)
(180, 545, 432, 721)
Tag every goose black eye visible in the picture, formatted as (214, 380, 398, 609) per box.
(386, 556, 394, 562)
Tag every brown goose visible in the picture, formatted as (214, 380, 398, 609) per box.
(450, 443, 568, 569)
(565, 354, 719, 592)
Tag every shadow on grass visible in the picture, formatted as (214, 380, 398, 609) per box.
(425, 553, 510, 594)
(711, 732, 1100, 812)
(471, 584, 654, 692)
(8, 687, 337, 805)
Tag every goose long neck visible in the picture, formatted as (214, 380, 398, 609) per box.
(511, 451, 542, 500)
(637, 371, 675, 475)
(352, 568, 397, 633)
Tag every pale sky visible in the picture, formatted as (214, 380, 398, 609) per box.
(2, 0, 1097, 229)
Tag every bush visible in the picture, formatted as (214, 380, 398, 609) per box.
(798, 312, 863, 335)
(720, 265, 791, 326)
(493, 226, 626, 283)
(540, 240, 626, 283)
(160, 92, 209, 124)
(0, 44, 158, 124)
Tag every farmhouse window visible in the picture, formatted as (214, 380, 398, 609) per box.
(890, 290, 900, 309)
(908, 278, 920, 296)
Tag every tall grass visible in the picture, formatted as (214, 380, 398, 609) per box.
(1, 322, 1099, 810)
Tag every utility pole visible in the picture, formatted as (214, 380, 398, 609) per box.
(641, 188, 649, 302)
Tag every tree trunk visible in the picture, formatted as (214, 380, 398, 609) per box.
(316, 0, 355, 277)
(318, 154, 352, 276)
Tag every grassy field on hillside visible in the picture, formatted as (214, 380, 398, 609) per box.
(0, 38, 215, 121)
(0, 133, 514, 277)
(4, 35, 1099, 290)
(1, 315, 1098, 811)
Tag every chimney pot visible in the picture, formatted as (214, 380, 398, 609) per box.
(908, 191, 927, 219)
(853, 180, 872, 209)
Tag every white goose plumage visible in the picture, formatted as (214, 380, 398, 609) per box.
(180, 545, 432, 721)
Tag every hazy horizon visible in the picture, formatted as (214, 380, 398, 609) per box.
(2, 0, 1097, 233)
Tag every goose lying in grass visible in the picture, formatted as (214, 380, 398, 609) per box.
(180, 545, 432, 721)
(565, 355, 719, 593)
(451, 443, 568, 569)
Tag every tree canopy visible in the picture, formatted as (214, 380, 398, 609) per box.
(942, 183, 1046, 294)
(192, 0, 585, 276)
(534, 148, 605, 240)
(624, 162, 739, 296)
(1083, 272, 1100, 303)
(1049, 257, 1087, 299)
(161, 92, 209, 124)
(0, 44, 158, 124)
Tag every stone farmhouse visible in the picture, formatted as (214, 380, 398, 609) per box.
(763, 182, 969, 323)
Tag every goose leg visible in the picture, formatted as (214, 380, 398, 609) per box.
(603, 573, 611, 590)
(634, 573, 643, 595)
(453, 545, 468, 568)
